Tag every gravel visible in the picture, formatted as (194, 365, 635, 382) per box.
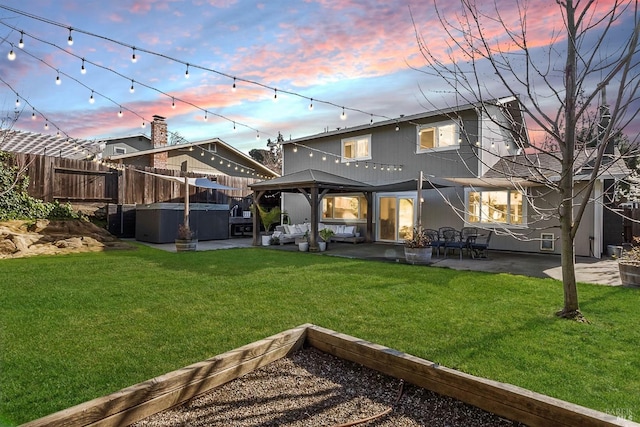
(132, 347, 526, 427)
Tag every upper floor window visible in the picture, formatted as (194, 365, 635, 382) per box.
(466, 189, 525, 226)
(342, 135, 371, 162)
(417, 122, 459, 151)
(114, 146, 126, 155)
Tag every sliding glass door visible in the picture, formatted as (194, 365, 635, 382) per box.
(377, 194, 415, 243)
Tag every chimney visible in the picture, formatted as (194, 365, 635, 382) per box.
(150, 115, 168, 169)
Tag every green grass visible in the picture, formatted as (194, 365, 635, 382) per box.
(1, 244, 639, 425)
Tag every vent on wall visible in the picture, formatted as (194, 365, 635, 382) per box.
(540, 233, 555, 251)
(114, 147, 126, 155)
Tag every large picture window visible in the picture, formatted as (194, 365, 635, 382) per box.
(466, 189, 525, 225)
(417, 122, 459, 151)
(342, 135, 371, 161)
(322, 195, 368, 220)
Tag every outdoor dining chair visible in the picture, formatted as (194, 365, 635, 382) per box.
(443, 228, 466, 260)
(424, 228, 441, 256)
(469, 230, 493, 259)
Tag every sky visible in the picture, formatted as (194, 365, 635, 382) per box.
(0, 0, 637, 157)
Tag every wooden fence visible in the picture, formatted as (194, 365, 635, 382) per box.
(11, 152, 259, 207)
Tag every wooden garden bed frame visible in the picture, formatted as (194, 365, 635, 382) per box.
(22, 324, 637, 427)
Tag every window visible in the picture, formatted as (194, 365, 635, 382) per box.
(322, 195, 368, 220)
(114, 146, 126, 155)
(417, 122, 459, 151)
(466, 189, 525, 226)
(342, 135, 371, 161)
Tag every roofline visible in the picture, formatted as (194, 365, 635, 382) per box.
(285, 96, 518, 145)
(105, 137, 279, 177)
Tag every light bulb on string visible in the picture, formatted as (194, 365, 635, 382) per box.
(18, 32, 24, 48)
(293, 146, 298, 153)
(322, 155, 326, 161)
(256, 132, 260, 140)
(273, 89, 278, 102)
(341, 107, 346, 120)
(7, 48, 16, 61)
(370, 115, 374, 126)
(31, 110, 36, 120)
(131, 47, 137, 63)
(309, 152, 313, 158)
(89, 91, 95, 104)
(67, 28, 73, 46)
(141, 121, 146, 128)
(395, 123, 400, 131)
(15, 96, 19, 107)
(233, 122, 236, 131)
(309, 98, 314, 111)
(171, 98, 176, 109)
(80, 58, 86, 74)
(44, 122, 49, 130)
(185, 64, 189, 79)
(203, 111, 208, 121)
(232, 77, 237, 92)
(335, 158, 339, 164)
(129, 80, 135, 93)
(118, 108, 123, 118)
(55, 73, 61, 85)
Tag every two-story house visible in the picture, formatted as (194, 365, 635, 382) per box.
(251, 96, 628, 257)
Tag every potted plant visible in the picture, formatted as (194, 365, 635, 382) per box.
(298, 231, 309, 252)
(269, 235, 280, 245)
(318, 228, 335, 252)
(618, 238, 640, 286)
(404, 226, 432, 264)
(175, 223, 197, 252)
(253, 205, 281, 246)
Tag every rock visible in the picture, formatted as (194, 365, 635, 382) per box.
(0, 220, 132, 259)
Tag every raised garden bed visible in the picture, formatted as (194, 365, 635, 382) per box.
(21, 325, 637, 427)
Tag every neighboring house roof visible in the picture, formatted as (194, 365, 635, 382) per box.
(0, 129, 104, 160)
(105, 137, 279, 178)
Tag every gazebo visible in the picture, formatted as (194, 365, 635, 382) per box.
(249, 169, 450, 249)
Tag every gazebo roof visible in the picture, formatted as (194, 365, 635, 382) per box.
(249, 169, 370, 192)
(249, 169, 453, 193)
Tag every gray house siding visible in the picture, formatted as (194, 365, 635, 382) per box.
(283, 110, 480, 182)
(103, 136, 151, 156)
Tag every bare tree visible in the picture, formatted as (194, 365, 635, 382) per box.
(413, 0, 640, 319)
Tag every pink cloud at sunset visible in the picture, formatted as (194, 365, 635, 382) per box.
(0, 0, 637, 152)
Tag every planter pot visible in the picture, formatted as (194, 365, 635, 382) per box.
(261, 235, 271, 246)
(175, 239, 197, 252)
(619, 262, 640, 286)
(404, 246, 432, 264)
(298, 242, 309, 252)
(318, 241, 327, 252)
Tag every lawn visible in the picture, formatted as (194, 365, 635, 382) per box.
(1, 244, 639, 425)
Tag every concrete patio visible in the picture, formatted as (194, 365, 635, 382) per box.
(137, 237, 623, 286)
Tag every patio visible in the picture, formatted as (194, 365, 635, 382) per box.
(138, 238, 622, 286)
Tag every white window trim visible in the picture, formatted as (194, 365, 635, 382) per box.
(341, 134, 372, 162)
(464, 187, 528, 228)
(416, 120, 460, 152)
(114, 146, 127, 155)
(322, 193, 368, 221)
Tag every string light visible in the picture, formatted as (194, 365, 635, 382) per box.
(171, 98, 175, 109)
(395, 122, 400, 131)
(31, 109, 36, 120)
(44, 121, 49, 130)
(55, 72, 61, 85)
(141, 121, 146, 128)
(204, 111, 208, 121)
(370, 115, 374, 125)
(18, 31, 24, 48)
(256, 132, 260, 139)
(15, 96, 19, 107)
(232, 77, 236, 92)
(7, 48, 16, 61)
(341, 107, 347, 120)
(131, 47, 137, 63)
(67, 28, 73, 46)
(129, 79, 135, 93)
(185, 63, 189, 79)
(80, 58, 86, 74)
(273, 88, 278, 102)
(309, 98, 314, 111)
(118, 108, 123, 118)
(233, 122, 236, 131)
(89, 91, 95, 104)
